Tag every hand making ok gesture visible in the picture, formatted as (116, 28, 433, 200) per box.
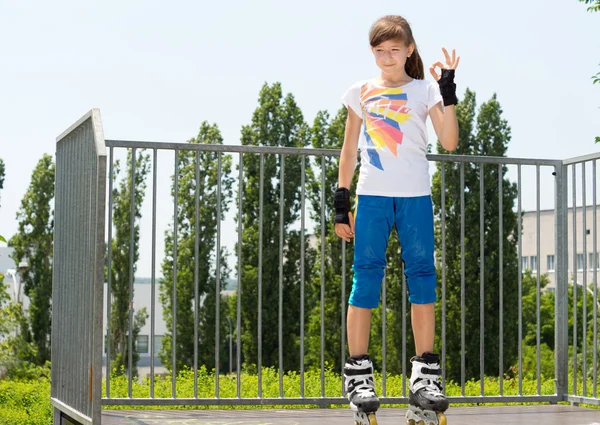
(429, 48, 460, 81)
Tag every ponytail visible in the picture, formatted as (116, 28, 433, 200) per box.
(406, 48, 424, 80)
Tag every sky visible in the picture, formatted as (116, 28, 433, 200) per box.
(0, 0, 599, 278)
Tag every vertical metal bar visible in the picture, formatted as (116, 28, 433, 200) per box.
(402, 260, 407, 397)
(80, 140, 87, 412)
(79, 140, 85, 410)
(517, 164, 523, 395)
(237, 152, 243, 398)
(300, 155, 306, 398)
(554, 163, 569, 399)
(572, 164, 578, 395)
(74, 141, 81, 409)
(172, 149, 179, 398)
(536, 165, 541, 395)
(128, 148, 136, 399)
(593, 159, 598, 398)
(194, 150, 200, 399)
(498, 163, 504, 396)
(320, 155, 326, 398)
(382, 272, 387, 398)
(105, 147, 114, 399)
(582, 162, 587, 397)
(279, 154, 285, 398)
(480, 163, 485, 396)
(57, 142, 65, 407)
(341, 237, 347, 396)
(441, 161, 447, 392)
(96, 136, 108, 420)
(215, 153, 222, 397)
(258, 153, 264, 398)
(150, 148, 157, 398)
(460, 162, 466, 396)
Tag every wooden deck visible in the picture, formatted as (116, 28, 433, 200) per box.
(101, 405, 600, 424)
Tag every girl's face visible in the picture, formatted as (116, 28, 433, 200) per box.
(371, 39, 413, 77)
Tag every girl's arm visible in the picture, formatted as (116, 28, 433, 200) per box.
(429, 48, 460, 152)
(335, 107, 361, 242)
(339, 107, 361, 188)
(430, 103, 458, 152)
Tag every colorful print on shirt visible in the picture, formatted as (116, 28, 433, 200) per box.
(360, 83, 413, 171)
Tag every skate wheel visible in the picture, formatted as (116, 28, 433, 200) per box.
(367, 413, 378, 425)
(437, 413, 447, 425)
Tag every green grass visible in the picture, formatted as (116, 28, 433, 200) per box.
(0, 368, 597, 425)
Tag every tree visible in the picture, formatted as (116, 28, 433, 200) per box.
(517, 272, 556, 379)
(0, 272, 18, 355)
(159, 123, 233, 373)
(0, 273, 21, 370)
(237, 82, 311, 371)
(578, 0, 600, 142)
(108, 150, 150, 377)
(579, 0, 600, 12)
(9, 154, 55, 365)
(521, 271, 554, 350)
(431, 90, 520, 382)
(568, 282, 600, 379)
(516, 271, 600, 380)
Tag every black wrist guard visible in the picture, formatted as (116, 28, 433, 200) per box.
(334, 187, 351, 225)
(438, 69, 458, 106)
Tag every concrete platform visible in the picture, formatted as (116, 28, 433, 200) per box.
(102, 405, 600, 424)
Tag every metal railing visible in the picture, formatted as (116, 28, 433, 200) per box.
(51, 110, 600, 424)
(562, 154, 600, 405)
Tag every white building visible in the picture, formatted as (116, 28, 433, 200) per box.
(521, 205, 600, 291)
(102, 278, 238, 378)
(102, 279, 167, 376)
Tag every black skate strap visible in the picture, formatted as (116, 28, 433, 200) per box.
(344, 366, 374, 376)
(420, 367, 442, 376)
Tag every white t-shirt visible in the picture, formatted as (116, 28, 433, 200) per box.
(342, 78, 443, 197)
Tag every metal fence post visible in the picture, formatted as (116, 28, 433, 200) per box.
(554, 163, 569, 399)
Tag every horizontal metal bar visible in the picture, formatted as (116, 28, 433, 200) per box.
(566, 395, 600, 406)
(562, 152, 600, 165)
(102, 395, 562, 406)
(102, 397, 353, 406)
(429, 154, 560, 166)
(105, 140, 561, 165)
(105, 140, 341, 157)
(51, 398, 92, 425)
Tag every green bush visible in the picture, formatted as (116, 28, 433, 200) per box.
(0, 379, 52, 425)
(0, 367, 596, 424)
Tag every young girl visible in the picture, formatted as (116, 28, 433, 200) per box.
(334, 15, 459, 425)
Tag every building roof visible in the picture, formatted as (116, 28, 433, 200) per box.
(522, 205, 600, 215)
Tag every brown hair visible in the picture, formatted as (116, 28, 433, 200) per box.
(369, 15, 424, 80)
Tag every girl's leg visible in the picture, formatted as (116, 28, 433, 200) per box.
(394, 196, 437, 356)
(347, 195, 394, 355)
(347, 306, 372, 356)
(395, 196, 448, 420)
(344, 195, 393, 418)
(411, 303, 435, 356)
